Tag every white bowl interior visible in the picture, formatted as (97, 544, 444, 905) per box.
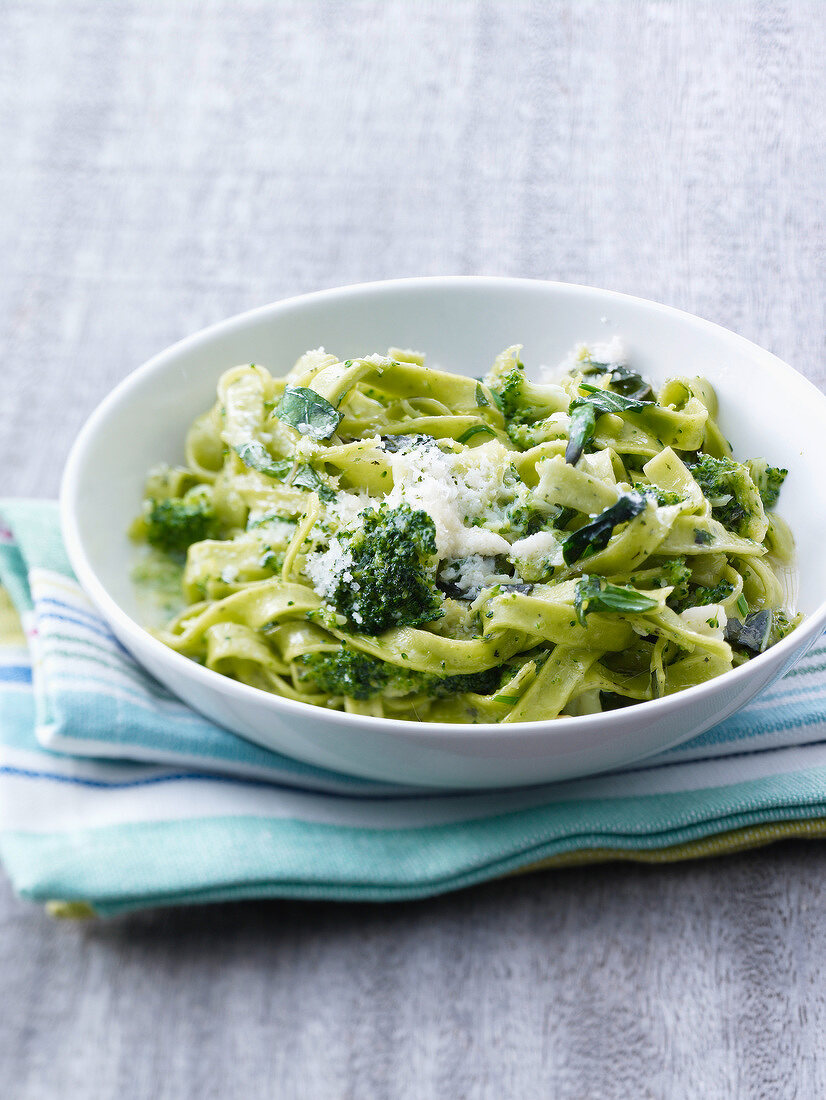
(60, 278, 826, 787)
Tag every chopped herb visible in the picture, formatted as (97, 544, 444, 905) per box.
(475, 381, 490, 407)
(565, 384, 652, 465)
(275, 386, 342, 440)
(574, 575, 659, 625)
(576, 383, 652, 414)
(457, 424, 496, 445)
(565, 401, 596, 466)
(736, 593, 749, 617)
(234, 441, 292, 479)
(582, 362, 655, 401)
(380, 433, 435, 453)
(693, 528, 713, 546)
(291, 463, 336, 502)
(725, 610, 773, 654)
(562, 492, 648, 565)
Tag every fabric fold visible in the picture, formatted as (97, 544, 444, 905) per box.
(2, 500, 826, 917)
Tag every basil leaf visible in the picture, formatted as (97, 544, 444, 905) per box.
(583, 362, 654, 401)
(606, 364, 655, 401)
(234, 442, 293, 479)
(457, 424, 496, 445)
(290, 463, 336, 502)
(562, 492, 648, 565)
(565, 384, 651, 466)
(380, 433, 435, 453)
(565, 402, 596, 465)
(475, 381, 490, 407)
(576, 383, 650, 415)
(275, 386, 342, 440)
(574, 575, 659, 625)
(725, 610, 772, 653)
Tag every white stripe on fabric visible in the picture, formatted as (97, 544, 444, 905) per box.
(5, 741, 826, 835)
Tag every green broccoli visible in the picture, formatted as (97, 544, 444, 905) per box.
(299, 648, 392, 700)
(669, 579, 734, 613)
(648, 557, 691, 604)
(328, 504, 443, 634)
(484, 348, 566, 446)
(299, 647, 503, 701)
(748, 459, 788, 510)
(144, 488, 217, 555)
(688, 454, 762, 536)
(641, 486, 684, 508)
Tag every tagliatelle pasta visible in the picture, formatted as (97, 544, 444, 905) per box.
(130, 340, 799, 723)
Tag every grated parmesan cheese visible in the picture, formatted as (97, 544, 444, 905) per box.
(508, 529, 565, 573)
(541, 336, 628, 384)
(439, 555, 514, 593)
(304, 537, 353, 601)
(384, 440, 513, 559)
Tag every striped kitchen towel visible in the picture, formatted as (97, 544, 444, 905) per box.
(3, 499, 826, 918)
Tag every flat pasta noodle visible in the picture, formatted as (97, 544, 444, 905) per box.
(130, 341, 800, 723)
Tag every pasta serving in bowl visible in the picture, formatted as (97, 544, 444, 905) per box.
(61, 278, 826, 786)
(130, 342, 798, 725)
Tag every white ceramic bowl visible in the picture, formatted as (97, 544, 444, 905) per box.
(61, 277, 826, 788)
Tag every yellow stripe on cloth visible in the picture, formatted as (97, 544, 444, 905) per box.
(0, 585, 25, 646)
(514, 818, 826, 874)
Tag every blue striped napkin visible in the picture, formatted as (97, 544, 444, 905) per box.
(3, 499, 826, 918)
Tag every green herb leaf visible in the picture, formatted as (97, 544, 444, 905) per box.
(234, 442, 293, 479)
(736, 593, 749, 617)
(725, 609, 773, 653)
(475, 381, 490, 407)
(457, 424, 496, 445)
(576, 383, 651, 415)
(275, 386, 342, 440)
(291, 463, 336, 502)
(574, 575, 659, 625)
(562, 492, 648, 565)
(565, 384, 651, 465)
(565, 402, 597, 465)
(583, 362, 655, 401)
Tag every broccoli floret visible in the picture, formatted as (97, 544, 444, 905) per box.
(432, 667, 504, 697)
(648, 557, 691, 604)
(329, 504, 443, 634)
(748, 459, 788, 510)
(689, 454, 760, 535)
(144, 489, 217, 554)
(299, 647, 503, 701)
(484, 347, 565, 446)
(669, 579, 734, 613)
(640, 485, 684, 507)
(489, 362, 527, 421)
(299, 648, 392, 700)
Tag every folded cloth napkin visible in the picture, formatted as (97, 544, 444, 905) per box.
(3, 501, 826, 918)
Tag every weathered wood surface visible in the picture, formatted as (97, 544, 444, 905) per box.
(1, 2, 825, 1096)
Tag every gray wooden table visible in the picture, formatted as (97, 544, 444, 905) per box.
(2, 2, 825, 1096)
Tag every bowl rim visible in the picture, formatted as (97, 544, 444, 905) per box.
(60, 275, 826, 740)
